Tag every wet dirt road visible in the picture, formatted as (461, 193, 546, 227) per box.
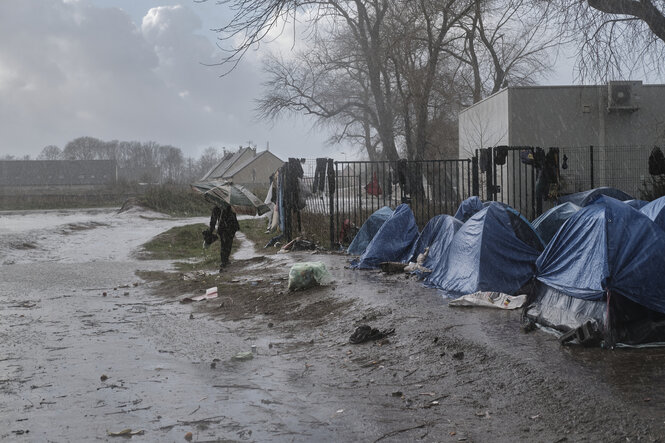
(1, 208, 665, 442)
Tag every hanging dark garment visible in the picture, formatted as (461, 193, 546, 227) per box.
(520, 148, 535, 166)
(649, 146, 665, 175)
(494, 146, 508, 165)
(479, 149, 490, 173)
(326, 159, 336, 194)
(312, 158, 327, 193)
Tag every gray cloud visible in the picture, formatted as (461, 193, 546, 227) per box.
(0, 1, 333, 160)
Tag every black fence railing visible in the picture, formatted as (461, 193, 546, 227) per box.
(285, 146, 658, 249)
(477, 145, 655, 220)
(331, 159, 475, 246)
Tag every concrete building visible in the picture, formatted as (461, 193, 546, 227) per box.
(458, 81, 665, 201)
(202, 147, 284, 192)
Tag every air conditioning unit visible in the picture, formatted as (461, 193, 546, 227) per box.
(607, 81, 641, 111)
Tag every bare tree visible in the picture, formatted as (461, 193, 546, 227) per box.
(445, 0, 558, 104)
(553, 0, 665, 79)
(37, 145, 62, 160)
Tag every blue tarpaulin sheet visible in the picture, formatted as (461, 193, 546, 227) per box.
(531, 202, 581, 245)
(537, 196, 665, 314)
(347, 206, 393, 255)
(454, 196, 486, 222)
(640, 195, 665, 231)
(624, 199, 648, 210)
(559, 187, 632, 207)
(405, 215, 462, 269)
(426, 202, 544, 296)
(351, 204, 419, 269)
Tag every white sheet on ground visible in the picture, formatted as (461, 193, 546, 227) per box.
(449, 291, 526, 310)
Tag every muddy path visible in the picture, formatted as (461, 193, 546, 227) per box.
(1, 208, 664, 442)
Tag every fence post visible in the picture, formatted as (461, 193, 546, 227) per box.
(472, 156, 479, 196)
(485, 149, 494, 201)
(589, 145, 595, 189)
(329, 160, 335, 250)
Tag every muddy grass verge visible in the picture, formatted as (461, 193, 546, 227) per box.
(136, 219, 354, 325)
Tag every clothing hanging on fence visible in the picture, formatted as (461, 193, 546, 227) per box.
(494, 146, 508, 165)
(519, 148, 535, 166)
(479, 148, 490, 173)
(365, 172, 382, 196)
(649, 147, 665, 175)
(312, 158, 327, 193)
(326, 159, 335, 195)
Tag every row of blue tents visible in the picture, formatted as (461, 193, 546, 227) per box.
(347, 187, 665, 347)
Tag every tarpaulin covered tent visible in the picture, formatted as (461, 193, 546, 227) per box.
(426, 202, 544, 296)
(640, 195, 665, 231)
(559, 187, 632, 207)
(527, 196, 665, 346)
(351, 204, 419, 269)
(531, 202, 581, 245)
(454, 196, 486, 223)
(405, 215, 462, 271)
(624, 199, 649, 210)
(347, 206, 393, 255)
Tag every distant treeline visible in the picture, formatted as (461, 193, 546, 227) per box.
(1, 136, 242, 185)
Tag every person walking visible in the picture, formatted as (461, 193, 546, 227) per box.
(203, 204, 240, 272)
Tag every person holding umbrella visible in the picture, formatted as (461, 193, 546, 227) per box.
(203, 203, 239, 271)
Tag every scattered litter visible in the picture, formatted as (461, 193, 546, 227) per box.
(287, 262, 332, 291)
(448, 291, 527, 310)
(379, 262, 407, 274)
(232, 351, 254, 361)
(391, 391, 403, 397)
(452, 352, 464, 360)
(349, 325, 395, 344)
(107, 429, 144, 437)
(184, 431, 193, 441)
(100, 374, 108, 382)
(181, 287, 218, 303)
(280, 237, 317, 252)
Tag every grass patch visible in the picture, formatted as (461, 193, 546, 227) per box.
(137, 185, 211, 217)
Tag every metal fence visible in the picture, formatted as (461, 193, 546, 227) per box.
(477, 145, 655, 220)
(290, 145, 657, 248)
(331, 159, 476, 245)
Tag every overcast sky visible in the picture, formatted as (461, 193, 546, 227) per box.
(0, 1, 588, 162)
(0, 0, 343, 161)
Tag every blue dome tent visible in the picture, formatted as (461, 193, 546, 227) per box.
(527, 196, 665, 346)
(531, 202, 581, 245)
(405, 214, 462, 273)
(559, 187, 632, 207)
(350, 204, 419, 269)
(426, 202, 544, 296)
(454, 196, 487, 223)
(640, 195, 665, 231)
(347, 206, 393, 255)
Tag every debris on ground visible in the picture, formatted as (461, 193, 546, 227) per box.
(288, 261, 333, 291)
(279, 236, 317, 252)
(181, 287, 218, 303)
(448, 291, 527, 310)
(349, 325, 395, 344)
(232, 351, 254, 361)
(379, 262, 408, 274)
(107, 429, 145, 437)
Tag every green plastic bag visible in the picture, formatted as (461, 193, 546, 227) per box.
(288, 261, 333, 291)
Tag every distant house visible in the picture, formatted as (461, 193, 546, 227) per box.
(202, 147, 284, 190)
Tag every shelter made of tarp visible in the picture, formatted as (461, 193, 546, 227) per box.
(350, 204, 419, 269)
(559, 187, 632, 207)
(405, 214, 462, 271)
(640, 195, 665, 231)
(347, 206, 393, 255)
(531, 202, 581, 245)
(536, 196, 665, 313)
(426, 202, 544, 296)
(454, 196, 487, 223)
